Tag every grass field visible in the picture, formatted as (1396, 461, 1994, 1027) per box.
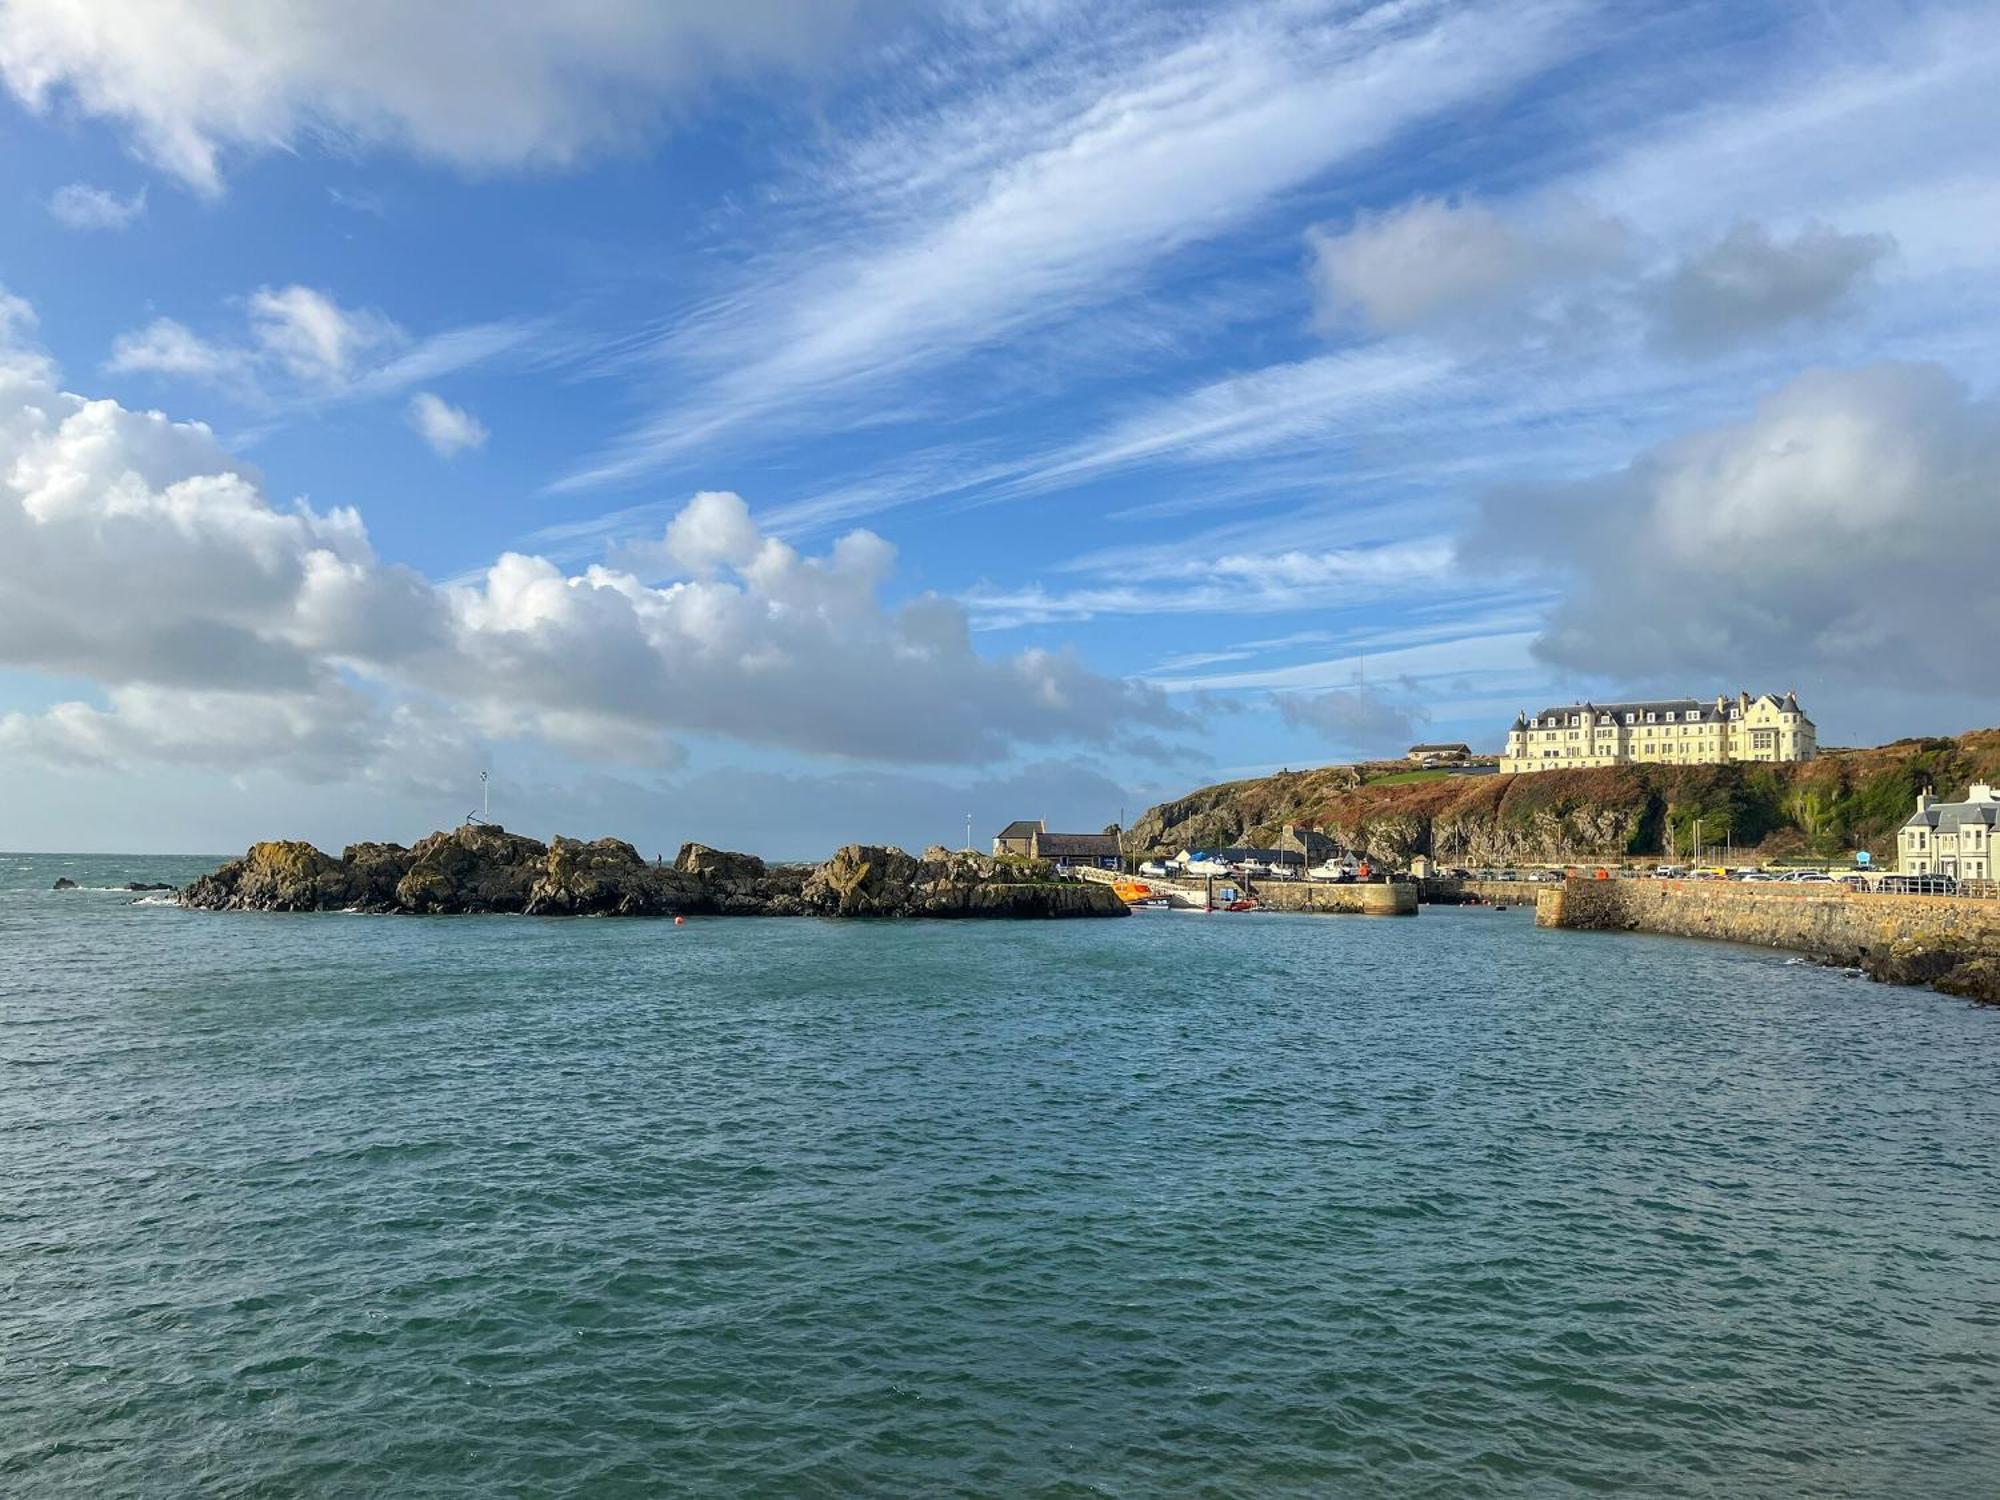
(1364, 769, 1456, 787)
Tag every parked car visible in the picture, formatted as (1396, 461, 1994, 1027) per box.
(1652, 866, 1686, 879)
(1877, 873, 1959, 895)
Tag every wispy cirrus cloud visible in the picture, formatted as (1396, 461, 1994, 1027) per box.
(555, 0, 1586, 490)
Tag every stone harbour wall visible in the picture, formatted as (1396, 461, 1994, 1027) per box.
(1252, 882, 1417, 916)
(1419, 878, 1548, 906)
(1535, 878, 2000, 1001)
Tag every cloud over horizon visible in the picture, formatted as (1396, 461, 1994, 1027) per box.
(0, 293, 1188, 784)
(1464, 360, 2000, 692)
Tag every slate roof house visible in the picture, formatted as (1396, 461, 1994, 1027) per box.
(991, 820, 1123, 869)
(1407, 743, 1472, 763)
(1898, 784, 1999, 879)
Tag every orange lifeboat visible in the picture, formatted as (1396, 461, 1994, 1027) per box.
(1112, 879, 1153, 904)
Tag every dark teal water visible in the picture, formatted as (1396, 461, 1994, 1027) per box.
(4, 853, 1998, 1497)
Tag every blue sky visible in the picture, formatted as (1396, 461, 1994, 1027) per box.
(1, 0, 1996, 855)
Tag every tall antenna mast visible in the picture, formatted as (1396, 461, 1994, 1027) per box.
(481, 770, 490, 821)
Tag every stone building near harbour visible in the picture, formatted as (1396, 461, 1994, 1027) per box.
(1500, 691, 1815, 774)
(991, 820, 1123, 869)
(1897, 784, 1998, 879)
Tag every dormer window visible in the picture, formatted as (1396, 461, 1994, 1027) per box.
(1646, 712, 1655, 723)
(1624, 713, 1635, 724)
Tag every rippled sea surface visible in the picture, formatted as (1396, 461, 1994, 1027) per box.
(4, 852, 1999, 1497)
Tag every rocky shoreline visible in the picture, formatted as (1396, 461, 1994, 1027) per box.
(1836, 938, 1999, 1005)
(177, 824, 1128, 920)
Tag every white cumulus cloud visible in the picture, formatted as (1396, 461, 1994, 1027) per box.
(0, 288, 1186, 779)
(46, 181, 145, 229)
(407, 391, 487, 456)
(0, 0, 876, 195)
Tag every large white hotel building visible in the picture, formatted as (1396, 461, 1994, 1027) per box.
(1500, 692, 1816, 774)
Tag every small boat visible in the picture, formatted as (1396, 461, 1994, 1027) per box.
(1133, 897, 1173, 910)
(1112, 878, 1154, 904)
(1138, 861, 1168, 878)
(1223, 897, 1261, 912)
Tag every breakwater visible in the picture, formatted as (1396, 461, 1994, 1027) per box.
(1070, 866, 1415, 914)
(1537, 878, 2000, 1001)
(1418, 878, 1546, 906)
(1252, 881, 1417, 916)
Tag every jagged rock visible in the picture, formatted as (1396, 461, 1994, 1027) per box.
(799, 843, 1122, 918)
(122, 882, 175, 891)
(1862, 936, 1977, 990)
(526, 836, 703, 916)
(1935, 959, 2000, 1006)
(675, 843, 766, 882)
(52, 876, 78, 890)
(340, 842, 413, 908)
(180, 840, 357, 911)
(395, 824, 547, 913)
(801, 844, 922, 916)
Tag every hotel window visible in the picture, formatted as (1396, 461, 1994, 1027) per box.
(1645, 712, 1656, 722)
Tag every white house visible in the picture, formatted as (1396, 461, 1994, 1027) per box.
(1897, 783, 1999, 878)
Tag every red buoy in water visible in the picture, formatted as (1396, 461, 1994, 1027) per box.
(674, 915, 685, 926)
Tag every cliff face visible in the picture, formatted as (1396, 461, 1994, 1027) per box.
(180, 826, 1127, 919)
(1131, 730, 2000, 866)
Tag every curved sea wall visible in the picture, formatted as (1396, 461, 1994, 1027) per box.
(180, 826, 1128, 920)
(1537, 878, 2000, 1001)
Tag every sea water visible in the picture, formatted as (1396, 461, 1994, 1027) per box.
(3, 852, 1998, 1496)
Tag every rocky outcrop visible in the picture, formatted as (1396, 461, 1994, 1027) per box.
(1934, 958, 2000, 1006)
(179, 825, 1125, 920)
(181, 840, 358, 912)
(1860, 938, 2000, 1005)
(52, 877, 78, 890)
(394, 825, 548, 912)
(792, 844, 1125, 919)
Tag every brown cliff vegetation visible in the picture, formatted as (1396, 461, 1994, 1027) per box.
(1131, 730, 2000, 866)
